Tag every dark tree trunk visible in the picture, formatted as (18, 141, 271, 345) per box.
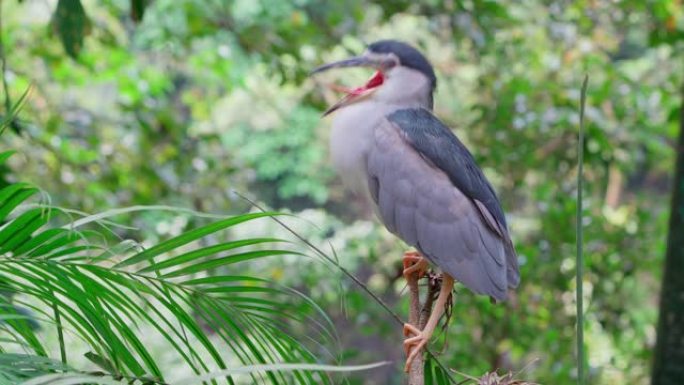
(652, 85, 684, 385)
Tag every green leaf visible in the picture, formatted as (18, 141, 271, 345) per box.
(21, 373, 124, 385)
(51, 0, 91, 59)
(0, 184, 38, 223)
(116, 212, 281, 268)
(0, 151, 16, 165)
(424, 357, 433, 384)
(14, 228, 81, 257)
(0, 86, 32, 136)
(137, 237, 285, 273)
(0, 208, 50, 253)
(84, 352, 118, 376)
(161, 250, 304, 278)
(176, 362, 390, 385)
(130, 0, 149, 22)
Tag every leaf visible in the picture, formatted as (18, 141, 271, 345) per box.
(0, 208, 50, 253)
(0, 151, 16, 165)
(0, 353, 72, 381)
(0, 184, 39, 223)
(176, 362, 391, 385)
(84, 352, 119, 376)
(161, 249, 304, 278)
(130, 0, 149, 23)
(21, 373, 125, 385)
(0, 85, 32, 136)
(136, 237, 285, 273)
(51, 0, 91, 59)
(116, 211, 281, 268)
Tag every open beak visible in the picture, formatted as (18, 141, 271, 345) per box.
(310, 55, 393, 116)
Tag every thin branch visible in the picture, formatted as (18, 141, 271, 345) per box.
(420, 276, 440, 330)
(576, 74, 589, 385)
(0, 0, 10, 117)
(407, 272, 423, 384)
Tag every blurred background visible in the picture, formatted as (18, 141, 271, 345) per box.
(1, 0, 682, 384)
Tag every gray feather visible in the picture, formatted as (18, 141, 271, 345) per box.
(367, 117, 518, 301)
(388, 108, 509, 235)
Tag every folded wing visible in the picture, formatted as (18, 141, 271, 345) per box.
(366, 109, 519, 301)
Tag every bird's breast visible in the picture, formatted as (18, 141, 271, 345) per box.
(329, 102, 387, 193)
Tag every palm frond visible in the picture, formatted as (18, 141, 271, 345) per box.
(6, 358, 389, 385)
(0, 165, 343, 384)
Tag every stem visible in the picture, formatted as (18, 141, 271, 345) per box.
(52, 298, 67, 364)
(0, 0, 11, 116)
(419, 278, 439, 329)
(409, 276, 439, 385)
(576, 74, 589, 385)
(407, 272, 423, 385)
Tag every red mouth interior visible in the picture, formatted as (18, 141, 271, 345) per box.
(331, 71, 384, 96)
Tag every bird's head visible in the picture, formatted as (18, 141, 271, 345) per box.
(311, 40, 437, 116)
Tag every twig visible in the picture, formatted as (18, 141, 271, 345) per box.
(420, 275, 440, 329)
(0, 0, 11, 117)
(408, 274, 440, 385)
(407, 273, 424, 385)
(576, 75, 589, 385)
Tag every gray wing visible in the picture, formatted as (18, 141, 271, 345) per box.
(367, 114, 519, 301)
(388, 108, 508, 232)
(388, 108, 520, 290)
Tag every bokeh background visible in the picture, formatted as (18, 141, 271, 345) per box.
(1, 0, 683, 384)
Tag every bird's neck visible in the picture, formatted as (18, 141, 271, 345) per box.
(371, 67, 435, 110)
(370, 91, 434, 112)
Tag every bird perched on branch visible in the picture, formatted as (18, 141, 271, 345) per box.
(311, 40, 520, 372)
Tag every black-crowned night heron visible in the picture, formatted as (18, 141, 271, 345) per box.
(311, 40, 520, 371)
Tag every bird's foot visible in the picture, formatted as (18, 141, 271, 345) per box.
(402, 251, 428, 280)
(402, 323, 431, 372)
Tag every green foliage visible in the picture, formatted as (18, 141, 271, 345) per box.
(1, 0, 682, 384)
(50, 0, 91, 59)
(220, 105, 332, 206)
(130, 0, 150, 23)
(0, 179, 341, 383)
(0, 98, 350, 383)
(424, 355, 452, 385)
(0, 354, 73, 384)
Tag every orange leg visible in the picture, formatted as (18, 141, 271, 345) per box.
(403, 273, 454, 372)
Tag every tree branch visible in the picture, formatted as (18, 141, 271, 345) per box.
(407, 273, 424, 384)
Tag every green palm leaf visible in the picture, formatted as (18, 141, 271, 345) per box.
(0, 173, 346, 384)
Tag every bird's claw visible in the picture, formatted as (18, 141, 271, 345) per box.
(402, 251, 428, 280)
(402, 323, 428, 372)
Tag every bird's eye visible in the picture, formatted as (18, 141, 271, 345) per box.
(384, 57, 399, 69)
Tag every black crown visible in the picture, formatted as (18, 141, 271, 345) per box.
(368, 40, 437, 90)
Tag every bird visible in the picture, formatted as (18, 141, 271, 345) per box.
(311, 40, 520, 372)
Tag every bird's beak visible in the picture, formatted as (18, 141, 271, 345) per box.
(310, 56, 380, 75)
(310, 55, 393, 116)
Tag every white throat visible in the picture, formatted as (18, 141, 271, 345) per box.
(372, 66, 434, 109)
(327, 67, 433, 194)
